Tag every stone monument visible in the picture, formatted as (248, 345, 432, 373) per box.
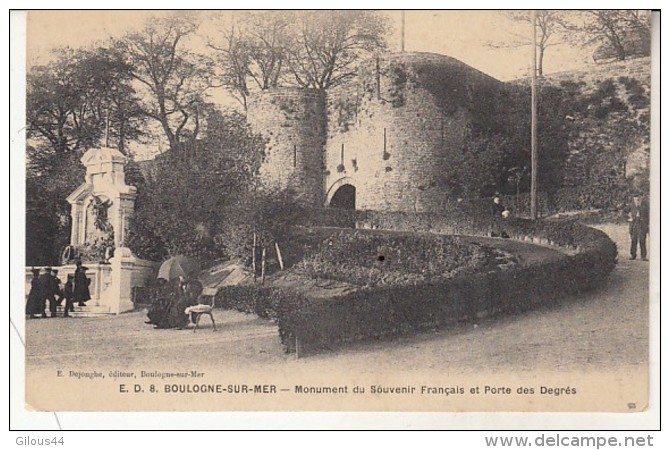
(67, 147, 137, 250)
(52, 147, 158, 314)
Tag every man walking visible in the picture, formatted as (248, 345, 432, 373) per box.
(490, 193, 509, 238)
(46, 269, 63, 318)
(628, 192, 650, 261)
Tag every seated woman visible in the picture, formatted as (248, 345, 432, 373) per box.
(146, 279, 177, 329)
(183, 276, 204, 324)
(147, 276, 202, 329)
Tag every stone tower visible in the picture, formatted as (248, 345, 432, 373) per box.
(246, 88, 326, 207)
(247, 52, 505, 212)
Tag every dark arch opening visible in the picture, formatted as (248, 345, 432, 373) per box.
(329, 184, 356, 209)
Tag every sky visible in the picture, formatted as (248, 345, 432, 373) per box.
(24, 10, 595, 160)
(26, 10, 594, 81)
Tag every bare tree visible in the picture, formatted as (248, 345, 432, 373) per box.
(116, 14, 213, 150)
(287, 10, 389, 89)
(488, 10, 564, 76)
(209, 11, 294, 111)
(565, 10, 651, 61)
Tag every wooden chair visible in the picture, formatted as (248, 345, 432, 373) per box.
(185, 296, 216, 332)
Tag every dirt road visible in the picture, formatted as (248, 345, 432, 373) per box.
(24, 224, 649, 375)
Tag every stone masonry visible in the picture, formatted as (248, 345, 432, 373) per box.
(247, 52, 505, 212)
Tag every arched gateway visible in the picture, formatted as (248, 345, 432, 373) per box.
(325, 177, 356, 209)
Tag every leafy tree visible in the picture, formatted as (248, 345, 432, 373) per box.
(435, 80, 575, 202)
(115, 14, 214, 150)
(26, 46, 142, 265)
(27, 47, 143, 155)
(287, 10, 390, 89)
(438, 133, 510, 199)
(25, 146, 85, 265)
(213, 187, 305, 277)
(209, 10, 389, 107)
(496, 83, 573, 195)
(128, 107, 267, 261)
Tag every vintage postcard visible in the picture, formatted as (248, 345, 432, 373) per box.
(13, 9, 658, 422)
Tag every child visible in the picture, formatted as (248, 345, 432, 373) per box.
(63, 274, 75, 317)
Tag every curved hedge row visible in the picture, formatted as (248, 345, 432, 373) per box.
(274, 207, 617, 354)
(292, 230, 504, 287)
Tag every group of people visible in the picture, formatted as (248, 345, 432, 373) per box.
(145, 275, 203, 329)
(25, 260, 91, 319)
(487, 190, 650, 261)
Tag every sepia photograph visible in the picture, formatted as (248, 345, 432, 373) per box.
(11, 8, 659, 426)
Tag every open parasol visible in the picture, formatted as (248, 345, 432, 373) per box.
(157, 255, 201, 281)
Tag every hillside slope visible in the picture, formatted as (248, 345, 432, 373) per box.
(510, 56, 651, 212)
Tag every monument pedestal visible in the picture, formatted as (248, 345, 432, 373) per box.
(24, 146, 161, 315)
(109, 248, 158, 314)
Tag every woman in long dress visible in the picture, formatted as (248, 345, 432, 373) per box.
(146, 279, 173, 328)
(73, 260, 91, 306)
(147, 276, 201, 329)
(165, 276, 194, 329)
(25, 268, 42, 318)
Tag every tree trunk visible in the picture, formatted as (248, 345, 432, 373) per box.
(275, 242, 284, 270)
(118, 119, 126, 153)
(615, 44, 627, 61)
(252, 233, 257, 282)
(161, 119, 178, 150)
(261, 246, 266, 285)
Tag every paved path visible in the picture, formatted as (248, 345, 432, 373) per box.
(24, 224, 648, 375)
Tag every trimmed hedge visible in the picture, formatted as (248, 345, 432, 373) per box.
(276, 212, 617, 354)
(292, 230, 498, 287)
(133, 203, 617, 352)
(213, 285, 281, 321)
(298, 183, 630, 222)
(154, 204, 617, 355)
(298, 206, 617, 251)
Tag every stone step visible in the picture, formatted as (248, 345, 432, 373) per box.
(51, 304, 113, 317)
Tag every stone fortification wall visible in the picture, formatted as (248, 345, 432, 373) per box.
(248, 52, 506, 212)
(325, 52, 504, 211)
(538, 56, 650, 92)
(247, 88, 326, 207)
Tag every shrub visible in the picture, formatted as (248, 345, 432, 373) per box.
(275, 208, 617, 354)
(618, 76, 646, 97)
(593, 97, 628, 119)
(126, 218, 168, 261)
(131, 278, 170, 308)
(554, 184, 629, 213)
(292, 230, 499, 287)
(132, 286, 159, 308)
(628, 93, 650, 110)
(499, 192, 552, 218)
(299, 208, 360, 228)
(213, 284, 312, 324)
(214, 285, 280, 320)
(195, 205, 617, 356)
(130, 109, 266, 262)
